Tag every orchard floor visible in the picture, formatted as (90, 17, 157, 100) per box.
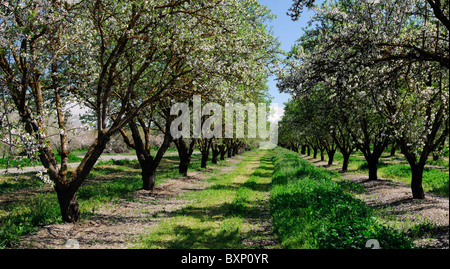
(304, 155, 449, 249)
(18, 151, 278, 249)
(13, 150, 449, 249)
(18, 174, 211, 249)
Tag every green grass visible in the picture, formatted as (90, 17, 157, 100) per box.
(0, 180, 62, 248)
(70, 147, 178, 157)
(358, 160, 390, 170)
(426, 158, 449, 167)
(379, 164, 449, 197)
(135, 150, 279, 249)
(0, 174, 44, 195)
(321, 152, 365, 172)
(0, 157, 41, 169)
(269, 147, 413, 249)
(325, 150, 449, 198)
(0, 166, 143, 248)
(332, 152, 365, 166)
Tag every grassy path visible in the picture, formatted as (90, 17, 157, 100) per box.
(135, 149, 280, 249)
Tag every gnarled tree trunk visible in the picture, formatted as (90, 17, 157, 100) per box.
(211, 142, 220, 164)
(410, 164, 425, 199)
(219, 144, 227, 160)
(367, 156, 378, 181)
(199, 138, 212, 168)
(341, 152, 351, 172)
(118, 108, 173, 191)
(326, 149, 336, 166)
(55, 185, 80, 223)
(174, 138, 196, 176)
(141, 162, 157, 191)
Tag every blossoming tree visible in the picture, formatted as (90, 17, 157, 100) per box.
(278, 0, 448, 198)
(0, 0, 279, 222)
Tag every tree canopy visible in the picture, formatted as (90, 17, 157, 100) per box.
(278, 0, 449, 199)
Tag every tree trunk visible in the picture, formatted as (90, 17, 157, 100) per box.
(320, 149, 325, 161)
(54, 134, 111, 222)
(126, 116, 171, 192)
(219, 145, 227, 160)
(313, 148, 318, 158)
(174, 138, 195, 176)
(307, 146, 310, 156)
(179, 155, 191, 176)
(341, 152, 350, 172)
(232, 143, 238, 156)
(212, 145, 220, 164)
(212, 152, 218, 164)
(390, 143, 396, 157)
(200, 139, 212, 169)
(411, 164, 425, 199)
(201, 152, 209, 168)
(55, 186, 80, 223)
(227, 141, 233, 158)
(301, 145, 306, 155)
(367, 157, 378, 181)
(327, 149, 336, 166)
(141, 162, 156, 191)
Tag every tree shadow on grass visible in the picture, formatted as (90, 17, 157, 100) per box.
(141, 152, 276, 249)
(207, 181, 271, 193)
(255, 165, 274, 171)
(149, 224, 242, 249)
(250, 171, 273, 178)
(144, 201, 270, 249)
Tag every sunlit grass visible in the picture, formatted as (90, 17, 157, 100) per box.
(270, 147, 413, 249)
(135, 150, 279, 249)
(378, 164, 449, 197)
(314, 150, 449, 197)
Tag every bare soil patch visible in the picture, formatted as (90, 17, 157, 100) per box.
(348, 174, 449, 249)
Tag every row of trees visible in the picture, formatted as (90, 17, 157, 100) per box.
(0, 0, 278, 222)
(277, 0, 448, 199)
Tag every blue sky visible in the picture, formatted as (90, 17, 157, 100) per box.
(258, 0, 317, 121)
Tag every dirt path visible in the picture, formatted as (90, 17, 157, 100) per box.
(302, 155, 449, 249)
(18, 155, 244, 249)
(241, 153, 280, 249)
(131, 150, 279, 249)
(214, 150, 279, 248)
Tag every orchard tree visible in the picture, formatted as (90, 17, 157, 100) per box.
(279, 0, 448, 198)
(277, 101, 302, 151)
(1, 0, 278, 222)
(278, 1, 393, 180)
(288, 0, 449, 34)
(116, 101, 174, 191)
(121, 0, 278, 180)
(1, 0, 89, 222)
